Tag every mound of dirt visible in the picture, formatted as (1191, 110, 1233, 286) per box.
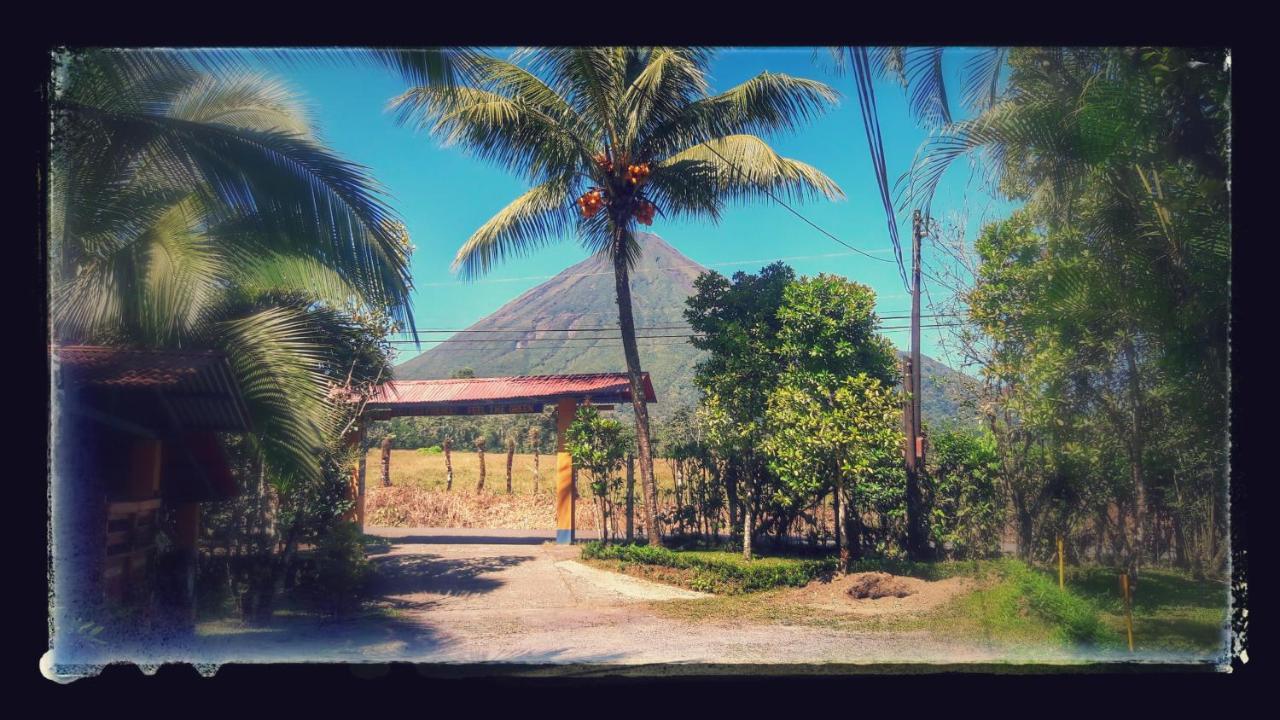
(846, 572, 915, 599)
(782, 571, 974, 617)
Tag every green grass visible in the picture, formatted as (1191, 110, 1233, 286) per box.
(1062, 565, 1231, 654)
(580, 542, 838, 594)
(608, 549, 1134, 651)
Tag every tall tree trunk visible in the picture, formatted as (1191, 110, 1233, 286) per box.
(625, 453, 635, 542)
(742, 478, 755, 561)
(611, 234, 661, 546)
(380, 437, 393, 487)
(505, 437, 515, 494)
(444, 438, 453, 491)
(840, 483, 863, 570)
(1122, 337, 1147, 579)
(832, 487, 842, 558)
(475, 437, 486, 493)
(725, 460, 740, 542)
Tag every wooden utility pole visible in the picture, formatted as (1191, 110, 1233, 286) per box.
(904, 209, 929, 560)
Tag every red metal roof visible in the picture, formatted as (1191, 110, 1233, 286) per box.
(52, 344, 252, 432)
(366, 373, 656, 417)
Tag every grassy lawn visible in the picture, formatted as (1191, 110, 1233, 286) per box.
(1062, 565, 1231, 654)
(585, 544, 1229, 656)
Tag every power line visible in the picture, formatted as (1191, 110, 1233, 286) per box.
(385, 313, 964, 338)
(386, 321, 966, 346)
(849, 46, 911, 291)
(415, 248, 898, 289)
(697, 142, 896, 266)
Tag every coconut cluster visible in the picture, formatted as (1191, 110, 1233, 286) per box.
(577, 188, 605, 219)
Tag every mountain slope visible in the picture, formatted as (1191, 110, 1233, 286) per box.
(395, 232, 976, 425)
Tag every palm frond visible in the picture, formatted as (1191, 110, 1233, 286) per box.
(659, 134, 845, 207)
(644, 72, 840, 159)
(514, 48, 625, 134)
(903, 47, 952, 129)
(165, 72, 313, 137)
(452, 177, 577, 280)
(389, 84, 591, 184)
(232, 252, 372, 312)
(621, 48, 710, 148)
(217, 304, 337, 483)
(961, 47, 1008, 113)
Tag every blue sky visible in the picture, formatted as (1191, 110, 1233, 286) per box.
(250, 48, 1017, 370)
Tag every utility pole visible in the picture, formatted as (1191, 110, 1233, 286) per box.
(904, 209, 929, 560)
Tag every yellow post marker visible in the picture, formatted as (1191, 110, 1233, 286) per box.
(1058, 535, 1065, 590)
(1121, 573, 1134, 653)
(554, 397, 578, 544)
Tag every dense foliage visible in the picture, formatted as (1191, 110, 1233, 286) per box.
(910, 48, 1230, 578)
(681, 264, 915, 565)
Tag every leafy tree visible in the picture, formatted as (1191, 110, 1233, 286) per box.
(764, 373, 902, 569)
(686, 262, 795, 558)
(393, 48, 845, 545)
(943, 49, 1230, 576)
(926, 429, 1004, 559)
(565, 406, 628, 544)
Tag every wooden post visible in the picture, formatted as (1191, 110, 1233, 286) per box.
(174, 501, 200, 627)
(1058, 535, 1065, 590)
(444, 438, 453, 491)
(475, 436, 486, 493)
(530, 427, 542, 494)
(625, 453, 635, 542)
(1121, 572, 1135, 652)
(555, 397, 577, 544)
(505, 436, 515, 494)
(380, 436, 394, 487)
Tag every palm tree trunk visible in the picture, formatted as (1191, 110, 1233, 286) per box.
(611, 237, 662, 546)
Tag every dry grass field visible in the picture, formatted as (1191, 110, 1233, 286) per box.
(364, 449, 678, 530)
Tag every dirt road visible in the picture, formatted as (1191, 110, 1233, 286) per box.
(246, 527, 1084, 667)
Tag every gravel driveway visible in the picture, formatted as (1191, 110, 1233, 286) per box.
(300, 527, 1088, 667)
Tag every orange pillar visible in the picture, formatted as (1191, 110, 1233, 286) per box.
(555, 397, 577, 544)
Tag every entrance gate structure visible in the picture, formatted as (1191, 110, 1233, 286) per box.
(350, 373, 656, 543)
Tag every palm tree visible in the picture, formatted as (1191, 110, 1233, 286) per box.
(49, 49, 423, 481)
(391, 47, 845, 545)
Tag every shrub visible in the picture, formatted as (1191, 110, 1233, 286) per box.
(294, 523, 373, 615)
(416, 445, 443, 455)
(581, 542, 836, 594)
